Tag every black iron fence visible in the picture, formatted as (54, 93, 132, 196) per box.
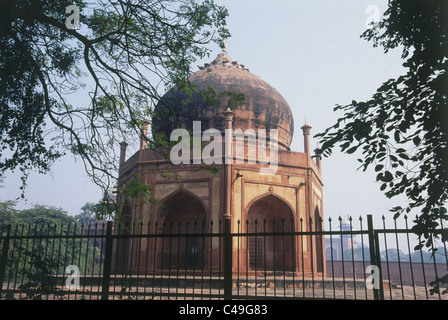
(0, 214, 447, 300)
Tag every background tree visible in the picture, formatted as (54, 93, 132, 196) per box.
(13, 204, 76, 225)
(0, 0, 229, 204)
(0, 203, 102, 297)
(0, 202, 76, 225)
(74, 202, 97, 224)
(316, 0, 447, 294)
(0, 200, 18, 226)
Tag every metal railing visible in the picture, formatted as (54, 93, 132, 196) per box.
(0, 214, 447, 300)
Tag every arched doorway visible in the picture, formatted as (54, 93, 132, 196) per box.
(246, 194, 295, 272)
(157, 191, 207, 270)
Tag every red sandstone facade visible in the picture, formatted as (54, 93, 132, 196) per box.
(114, 48, 324, 276)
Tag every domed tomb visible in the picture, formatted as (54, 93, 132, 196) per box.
(152, 50, 294, 150)
(116, 47, 325, 279)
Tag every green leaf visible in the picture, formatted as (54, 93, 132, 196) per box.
(414, 244, 424, 251)
(389, 154, 398, 162)
(375, 164, 384, 172)
(383, 171, 393, 182)
(413, 136, 421, 146)
(376, 152, 386, 159)
(340, 142, 350, 150)
(441, 229, 448, 243)
(394, 131, 401, 142)
(346, 146, 358, 154)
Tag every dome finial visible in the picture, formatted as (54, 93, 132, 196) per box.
(221, 25, 228, 53)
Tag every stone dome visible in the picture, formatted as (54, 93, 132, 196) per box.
(152, 50, 294, 150)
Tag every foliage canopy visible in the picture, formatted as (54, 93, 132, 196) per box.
(316, 0, 447, 293)
(0, 0, 229, 198)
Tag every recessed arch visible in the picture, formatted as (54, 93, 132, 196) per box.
(245, 193, 295, 271)
(157, 189, 208, 227)
(156, 189, 208, 270)
(157, 188, 208, 223)
(245, 191, 295, 222)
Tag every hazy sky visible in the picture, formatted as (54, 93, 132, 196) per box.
(2, 0, 408, 228)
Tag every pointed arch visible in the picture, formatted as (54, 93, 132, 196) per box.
(157, 188, 208, 225)
(245, 191, 295, 222)
(156, 189, 208, 270)
(245, 193, 295, 272)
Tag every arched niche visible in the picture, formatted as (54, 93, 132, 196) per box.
(156, 190, 208, 270)
(245, 194, 295, 272)
(158, 189, 207, 226)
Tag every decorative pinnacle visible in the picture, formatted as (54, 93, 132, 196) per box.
(221, 25, 228, 53)
(301, 123, 312, 134)
(223, 107, 234, 121)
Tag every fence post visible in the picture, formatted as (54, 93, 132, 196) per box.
(101, 221, 113, 300)
(224, 216, 232, 300)
(0, 225, 11, 298)
(367, 215, 383, 300)
(374, 226, 384, 300)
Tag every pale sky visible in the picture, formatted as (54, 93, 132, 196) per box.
(2, 0, 408, 228)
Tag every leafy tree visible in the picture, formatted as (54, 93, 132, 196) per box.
(1, 203, 76, 226)
(0, 0, 229, 199)
(0, 204, 101, 296)
(74, 202, 97, 224)
(0, 200, 18, 225)
(17, 251, 64, 300)
(14, 204, 76, 225)
(316, 0, 447, 293)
